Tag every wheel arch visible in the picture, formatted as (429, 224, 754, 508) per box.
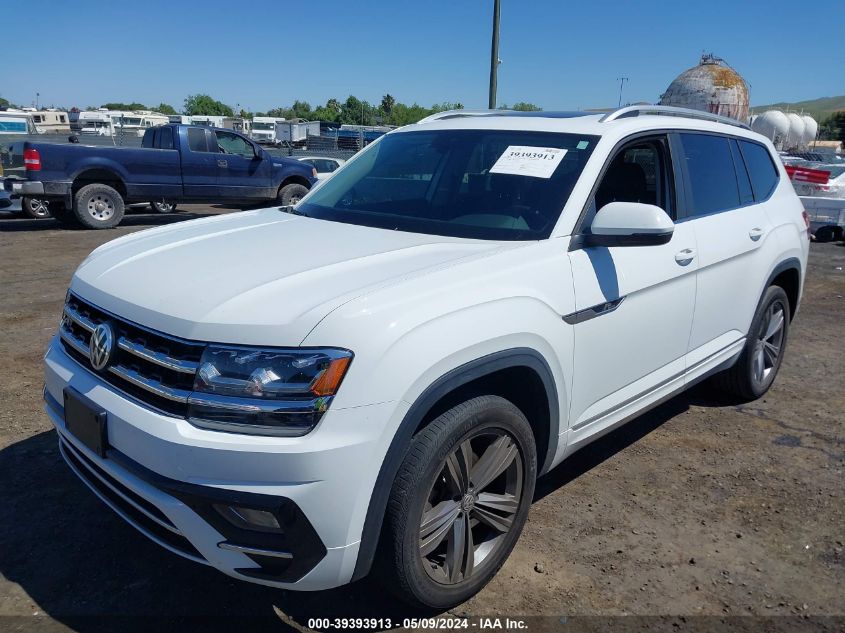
(278, 174, 312, 193)
(765, 257, 802, 321)
(351, 347, 559, 582)
(71, 167, 127, 199)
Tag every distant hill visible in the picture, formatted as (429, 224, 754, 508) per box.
(751, 96, 845, 121)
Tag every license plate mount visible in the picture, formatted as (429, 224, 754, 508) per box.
(63, 387, 108, 458)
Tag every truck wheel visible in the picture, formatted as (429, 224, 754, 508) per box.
(277, 183, 309, 206)
(73, 184, 125, 229)
(711, 285, 790, 401)
(150, 201, 177, 214)
(814, 225, 837, 243)
(377, 395, 536, 609)
(22, 197, 52, 219)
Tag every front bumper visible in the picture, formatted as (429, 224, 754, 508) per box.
(44, 337, 396, 590)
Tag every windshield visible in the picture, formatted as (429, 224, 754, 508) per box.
(299, 130, 598, 240)
(252, 122, 275, 130)
(120, 117, 142, 126)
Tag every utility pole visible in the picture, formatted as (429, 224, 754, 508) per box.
(616, 77, 628, 108)
(36, 92, 40, 110)
(488, 0, 501, 110)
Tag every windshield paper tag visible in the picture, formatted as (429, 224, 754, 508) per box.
(490, 146, 568, 179)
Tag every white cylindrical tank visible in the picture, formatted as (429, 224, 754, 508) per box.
(786, 113, 805, 149)
(751, 110, 790, 149)
(801, 115, 818, 146)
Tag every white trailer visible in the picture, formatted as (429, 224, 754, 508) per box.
(0, 110, 35, 134)
(275, 120, 320, 146)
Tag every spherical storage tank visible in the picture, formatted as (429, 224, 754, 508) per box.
(801, 115, 818, 145)
(751, 110, 790, 148)
(786, 113, 806, 149)
(659, 54, 749, 121)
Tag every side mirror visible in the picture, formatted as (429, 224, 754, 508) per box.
(588, 202, 674, 247)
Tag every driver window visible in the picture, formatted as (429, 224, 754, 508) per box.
(215, 131, 254, 158)
(584, 138, 674, 228)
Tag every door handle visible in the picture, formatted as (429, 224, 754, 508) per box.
(217, 159, 228, 168)
(674, 248, 696, 266)
(749, 227, 764, 241)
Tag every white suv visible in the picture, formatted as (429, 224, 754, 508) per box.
(45, 106, 809, 609)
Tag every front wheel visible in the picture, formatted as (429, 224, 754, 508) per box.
(72, 183, 125, 229)
(277, 183, 309, 206)
(712, 285, 790, 401)
(22, 197, 52, 219)
(378, 395, 537, 609)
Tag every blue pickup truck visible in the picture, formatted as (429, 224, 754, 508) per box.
(3, 124, 317, 228)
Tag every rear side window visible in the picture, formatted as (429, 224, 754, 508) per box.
(158, 126, 174, 150)
(729, 139, 754, 205)
(739, 140, 779, 201)
(679, 133, 740, 216)
(141, 129, 154, 148)
(187, 127, 209, 152)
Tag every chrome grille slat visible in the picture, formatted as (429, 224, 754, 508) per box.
(60, 294, 202, 415)
(108, 365, 192, 403)
(63, 303, 97, 332)
(117, 337, 199, 374)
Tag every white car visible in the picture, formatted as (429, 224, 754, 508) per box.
(45, 106, 809, 609)
(296, 156, 346, 180)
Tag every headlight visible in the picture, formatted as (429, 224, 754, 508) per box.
(187, 346, 352, 436)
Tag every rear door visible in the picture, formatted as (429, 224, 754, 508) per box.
(213, 130, 272, 199)
(676, 132, 773, 371)
(180, 127, 222, 198)
(566, 134, 698, 446)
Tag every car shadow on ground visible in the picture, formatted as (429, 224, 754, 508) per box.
(0, 385, 727, 631)
(0, 212, 222, 233)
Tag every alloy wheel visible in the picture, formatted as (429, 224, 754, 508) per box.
(751, 300, 785, 387)
(87, 194, 115, 221)
(418, 430, 523, 585)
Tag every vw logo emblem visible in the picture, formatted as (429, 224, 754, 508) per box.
(89, 323, 115, 371)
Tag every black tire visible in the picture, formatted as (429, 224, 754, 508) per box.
(378, 395, 537, 609)
(277, 183, 309, 206)
(22, 197, 52, 219)
(150, 201, 177, 214)
(814, 225, 837, 243)
(711, 285, 790, 401)
(72, 183, 125, 229)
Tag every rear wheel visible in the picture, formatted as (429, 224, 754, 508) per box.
(72, 183, 125, 229)
(22, 197, 52, 219)
(712, 285, 790, 401)
(277, 183, 309, 206)
(814, 225, 837, 242)
(150, 201, 177, 213)
(378, 395, 536, 609)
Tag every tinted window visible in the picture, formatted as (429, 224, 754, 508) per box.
(300, 130, 598, 240)
(679, 133, 740, 216)
(187, 127, 209, 152)
(158, 126, 174, 150)
(730, 139, 754, 205)
(215, 131, 254, 157)
(739, 140, 779, 201)
(142, 128, 154, 148)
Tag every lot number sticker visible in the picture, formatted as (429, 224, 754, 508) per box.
(489, 146, 568, 179)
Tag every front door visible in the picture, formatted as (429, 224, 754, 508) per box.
(566, 135, 698, 449)
(213, 130, 272, 200)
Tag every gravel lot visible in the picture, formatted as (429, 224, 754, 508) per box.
(0, 208, 842, 631)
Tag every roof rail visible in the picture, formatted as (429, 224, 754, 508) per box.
(416, 109, 504, 124)
(600, 105, 750, 130)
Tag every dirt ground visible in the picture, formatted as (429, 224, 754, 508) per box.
(0, 208, 842, 631)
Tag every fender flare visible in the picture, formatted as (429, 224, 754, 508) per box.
(351, 347, 559, 582)
(763, 257, 802, 318)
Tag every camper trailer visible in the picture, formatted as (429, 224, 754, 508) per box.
(31, 110, 71, 134)
(109, 111, 170, 137)
(0, 110, 35, 134)
(71, 110, 114, 136)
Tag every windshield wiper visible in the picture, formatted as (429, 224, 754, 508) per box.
(278, 205, 308, 217)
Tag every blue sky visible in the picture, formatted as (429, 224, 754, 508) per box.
(3, 0, 842, 112)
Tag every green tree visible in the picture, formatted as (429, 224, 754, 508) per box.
(380, 94, 396, 123)
(0, 96, 9, 109)
(183, 94, 234, 117)
(156, 103, 178, 115)
(510, 102, 542, 111)
(101, 102, 146, 111)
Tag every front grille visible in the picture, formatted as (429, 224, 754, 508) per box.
(59, 293, 204, 416)
(59, 436, 206, 563)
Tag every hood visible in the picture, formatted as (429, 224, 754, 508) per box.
(71, 208, 508, 345)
